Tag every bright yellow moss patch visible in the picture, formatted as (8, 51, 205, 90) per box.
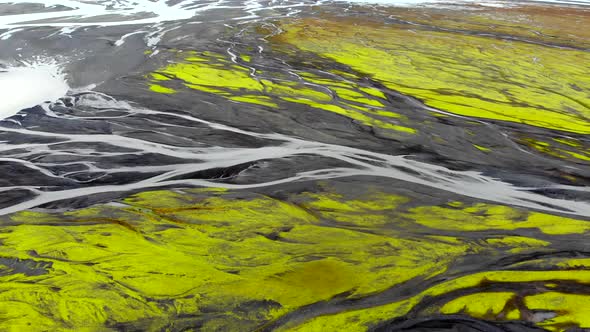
(289, 270, 590, 331)
(300, 192, 408, 227)
(229, 95, 277, 107)
(440, 292, 517, 318)
(148, 52, 415, 134)
(1, 187, 589, 331)
(0, 189, 469, 330)
(274, 18, 590, 134)
(525, 293, 590, 330)
(485, 236, 550, 253)
(284, 299, 418, 332)
(557, 258, 590, 269)
(149, 84, 176, 94)
(407, 203, 590, 235)
(474, 144, 491, 152)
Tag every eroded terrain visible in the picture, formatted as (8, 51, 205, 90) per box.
(0, 0, 589, 331)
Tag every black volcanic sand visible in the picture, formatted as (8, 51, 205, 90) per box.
(0, 1, 589, 331)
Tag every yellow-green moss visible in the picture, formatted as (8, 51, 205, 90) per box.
(407, 203, 590, 235)
(523, 137, 590, 162)
(525, 293, 590, 330)
(440, 292, 518, 318)
(148, 52, 415, 134)
(273, 18, 590, 134)
(1, 187, 589, 331)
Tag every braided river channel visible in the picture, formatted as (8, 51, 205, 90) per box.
(0, 0, 590, 330)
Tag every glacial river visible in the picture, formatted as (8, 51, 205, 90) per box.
(0, 0, 589, 331)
